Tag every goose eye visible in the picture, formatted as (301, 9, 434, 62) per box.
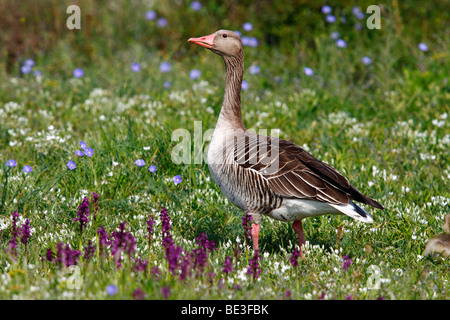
(222, 34, 228, 38)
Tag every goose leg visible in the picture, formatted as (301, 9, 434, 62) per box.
(249, 213, 262, 250)
(292, 219, 306, 255)
(251, 223, 260, 250)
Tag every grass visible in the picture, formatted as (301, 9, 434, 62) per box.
(0, 1, 449, 300)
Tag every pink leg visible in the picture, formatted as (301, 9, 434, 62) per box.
(251, 223, 260, 250)
(292, 220, 306, 255)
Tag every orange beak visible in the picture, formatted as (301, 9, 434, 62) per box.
(188, 33, 215, 49)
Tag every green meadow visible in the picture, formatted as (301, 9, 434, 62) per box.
(0, 0, 449, 300)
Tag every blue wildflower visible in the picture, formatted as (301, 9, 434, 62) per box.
(330, 31, 340, 39)
(106, 284, 118, 295)
(75, 150, 84, 156)
(321, 5, 332, 14)
(156, 17, 167, 28)
(148, 165, 157, 173)
(190, 1, 202, 11)
(145, 10, 157, 21)
(131, 62, 141, 72)
(135, 159, 146, 167)
(362, 56, 372, 65)
(21, 65, 32, 74)
(241, 80, 249, 90)
(7, 159, 17, 167)
(418, 43, 428, 52)
(189, 69, 201, 80)
(336, 39, 347, 48)
(160, 62, 171, 73)
(249, 65, 260, 75)
(73, 68, 84, 78)
(164, 81, 171, 88)
(67, 161, 76, 170)
(84, 148, 94, 157)
(243, 22, 253, 32)
(23, 165, 32, 173)
(303, 67, 314, 77)
(173, 175, 182, 185)
(79, 141, 88, 150)
(326, 15, 336, 23)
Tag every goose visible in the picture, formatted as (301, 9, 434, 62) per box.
(424, 214, 450, 258)
(188, 30, 384, 253)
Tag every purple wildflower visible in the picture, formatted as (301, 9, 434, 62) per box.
(247, 249, 262, 280)
(84, 240, 95, 262)
(289, 246, 300, 267)
(160, 207, 182, 273)
(161, 285, 170, 299)
(74, 196, 90, 229)
(91, 192, 99, 224)
(20, 218, 31, 245)
(132, 287, 146, 300)
(111, 222, 128, 267)
(146, 215, 155, 240)
(75, 150, 84, 156)
(148, 165, 157, 173)
(242, 212, 253, 240)
(45, 248, 55, 262)
(7, 212, 20, 260)
(342, 255, 353, 271)
(196, 233, 216, 252)
(97, 226, 111, 257)
(133, 255, 149, 273)
(222, 256, 233, 274)
(179, 252, 193, 280)
(56, 243, 81, 267)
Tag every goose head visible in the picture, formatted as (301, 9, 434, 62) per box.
(188, 30, 243, 58)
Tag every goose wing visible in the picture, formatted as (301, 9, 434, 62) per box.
(234, 132, 384, 209)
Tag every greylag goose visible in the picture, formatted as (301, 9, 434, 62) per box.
(188, 30, 384, 253)
(424, 214, 450, 258)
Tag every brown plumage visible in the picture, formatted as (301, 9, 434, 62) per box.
(424, 214, 450, 258)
